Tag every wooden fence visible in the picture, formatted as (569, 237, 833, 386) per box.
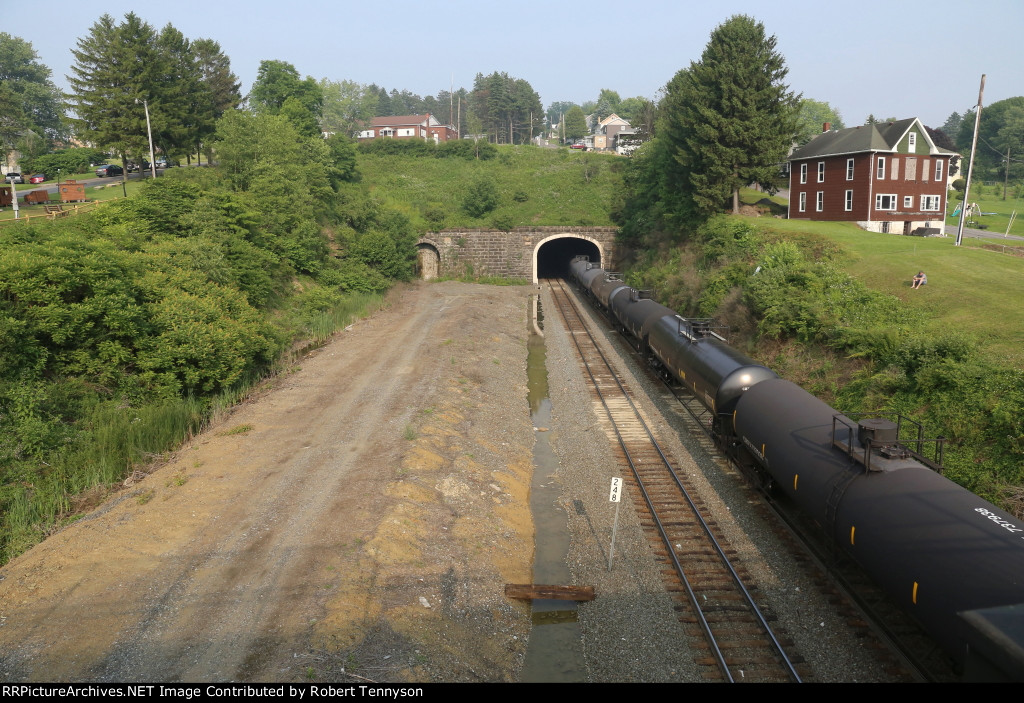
(0, 200, 103, 227)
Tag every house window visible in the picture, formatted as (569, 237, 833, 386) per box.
(800, 163, 807, 184)
(935, 160, 943, 181)
(876, 194, 897, 211)
(881, 221, 891, 233)
(908, 132, 917, 152)
(845, 190, 853, 211)
(799, 192, 807, 212)
(846, 159, 854, 181)
(921, 195, 942, 211)
(904, 196, 914, 209)
(380, 128, 394, 137)
(923, 158, 930, 181)
(877, 156, 886, 179)
(891, 158, 899, 180)
(817, 161, 825, 183)
(816, 191, 824, 212)
(905, 157, 917, 180)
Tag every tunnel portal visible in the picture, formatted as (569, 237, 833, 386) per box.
(533, 236, 601, 282)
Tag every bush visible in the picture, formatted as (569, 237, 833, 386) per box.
(22, 147, 108, 177)
(462, 176, 499, 218)
(491, 210, 517, 231)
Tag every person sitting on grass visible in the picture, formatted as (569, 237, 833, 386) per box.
(912, 271, 927, 289)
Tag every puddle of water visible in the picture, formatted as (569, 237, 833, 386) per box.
(520, 295, 587, 682)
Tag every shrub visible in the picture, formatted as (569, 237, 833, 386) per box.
(462, 176, 499, 218)
(491, 210, 517, 232)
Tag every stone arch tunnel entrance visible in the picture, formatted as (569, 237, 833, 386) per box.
(416, 242, 440, 280)
(533, 235, 602, 282)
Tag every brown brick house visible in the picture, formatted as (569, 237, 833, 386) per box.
(356, 114, 457, 143)
(788, 118, 956, 234)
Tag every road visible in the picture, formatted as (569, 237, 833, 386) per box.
(0, 282, 535, 683)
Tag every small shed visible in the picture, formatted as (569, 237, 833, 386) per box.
(25, 189, 50, 204)
(59, 180, 86, 203)
(0, 185, 11, 207)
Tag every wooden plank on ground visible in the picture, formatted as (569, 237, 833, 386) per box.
(504, 584, 595, 601)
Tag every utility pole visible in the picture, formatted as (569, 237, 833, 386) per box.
(1004, 146, 1010, 200)
(956, 74, 985, 247)
(136, 98, 157, 180)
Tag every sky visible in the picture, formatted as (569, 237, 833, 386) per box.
(5, 0, 1022, 130)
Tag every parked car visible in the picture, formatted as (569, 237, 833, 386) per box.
(29, 174, 47, 184)
(570, 142, 586, 150)
(95, 165, 123, 177)
(4, 172, 24, 183)
(126, 162, 150, 173)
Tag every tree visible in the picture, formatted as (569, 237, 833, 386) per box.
(547, 100, 578, 127)
(563, 106, 588, 143)
(192, 39, 240, 162)
(249, 60, 323, 136)
(959, 97, 1024, 183)
(151, 24, 202, 160)
(373, 85, 393, 117)
(941, 111, 963, 147)
(615, 96, 648, 124)
(794, 98, 845, 144)
(659, 15, 799, 216)
(0, 33, 65, 162)
(995, 106, 1024, 196)
(68, 13, 162, 179)
(469, 72, 542, 144)
(320, 79, 378, 137)
(925, 125, 956, 152)
(594, 88, 621, 121)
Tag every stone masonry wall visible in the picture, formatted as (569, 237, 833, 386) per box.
(421, 226, 619, 280)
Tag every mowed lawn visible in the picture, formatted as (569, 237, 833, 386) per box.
(757, 217, 1024, 365)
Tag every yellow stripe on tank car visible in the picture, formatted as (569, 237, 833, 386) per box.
(793, 474, 799, 491)
(912, 582, 919, 605)
(732, 410, 737, 433)
(850, 526, 855, 545)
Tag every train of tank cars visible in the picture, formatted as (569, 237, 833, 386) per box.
(568, 255, 1024, 681)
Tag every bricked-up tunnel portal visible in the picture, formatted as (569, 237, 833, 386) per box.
(534, 235, 601, 282)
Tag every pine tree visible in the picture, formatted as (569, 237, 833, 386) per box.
(192, 38, 241, 161)
(152, 24, 201, 159)
(660, 15, 798, 215)
(68, 13, 163, 171)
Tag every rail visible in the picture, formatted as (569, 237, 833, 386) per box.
(548, 277, 802, 683)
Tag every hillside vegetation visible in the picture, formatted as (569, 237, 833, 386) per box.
(356, 141, 624, 231)
(621, 212, 1024, 509)
(0, 114, 419, 563)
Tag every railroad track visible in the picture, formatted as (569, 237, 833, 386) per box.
(560, 279, 945, 682)
(546, 278, 805, 683)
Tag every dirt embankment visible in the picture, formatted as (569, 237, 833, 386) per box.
(0, 282, 536, 683)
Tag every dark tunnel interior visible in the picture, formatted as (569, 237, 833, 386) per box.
(535, 237, 601, 279)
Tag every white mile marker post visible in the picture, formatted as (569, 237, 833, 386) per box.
(608, 477, 623, 571)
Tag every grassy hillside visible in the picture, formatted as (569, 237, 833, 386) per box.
(752, 216, 1024, 365)
(625, 209, 1024, 506)
(356, 144, 624, 231)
